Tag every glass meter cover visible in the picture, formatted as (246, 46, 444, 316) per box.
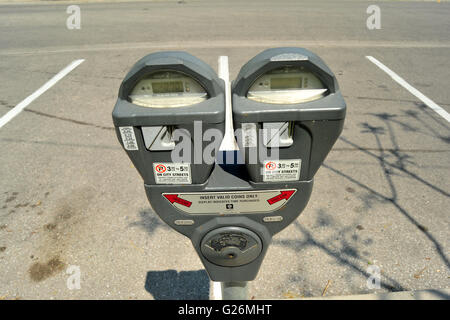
(247, 66, 328, 104)
(129, 70, 208, 108)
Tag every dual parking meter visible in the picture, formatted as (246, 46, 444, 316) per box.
(113, 48, 346, 285)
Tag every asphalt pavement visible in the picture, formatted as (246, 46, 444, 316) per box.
(0, 0, 449, 299)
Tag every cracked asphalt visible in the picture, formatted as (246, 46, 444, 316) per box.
(0, 0, 449, 299)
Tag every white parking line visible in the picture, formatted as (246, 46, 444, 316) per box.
(366, 56, 450, 123)
(2, 41, 450, 56)
(0, 59, 85, 129)
(218, 55, 238, 151)
(212, 281, 222, 300)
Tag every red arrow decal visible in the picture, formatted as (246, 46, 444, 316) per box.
(163, 194, 192, 207)
(267, 190, 295, 205)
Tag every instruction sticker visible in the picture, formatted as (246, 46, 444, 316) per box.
(263, 159, 301, 182)
(119, 126, 138, 151)
(153, 162, 191, 185)
(162, 189, 297, 215)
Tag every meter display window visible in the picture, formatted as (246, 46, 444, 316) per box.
(247, 66, 328, 104)
(129, 70, 208, 108)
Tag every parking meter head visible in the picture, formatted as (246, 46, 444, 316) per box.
(112, 51, 226, 185)
(232, 47, 346, 183)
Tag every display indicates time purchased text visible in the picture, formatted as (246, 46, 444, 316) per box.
(162, 189, 297, 214)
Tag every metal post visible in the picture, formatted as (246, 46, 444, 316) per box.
(220, 281, 248, 300)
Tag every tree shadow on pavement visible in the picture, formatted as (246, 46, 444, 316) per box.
(274, 110, 449, 295)
(145, 269, 210, 300)
(274, 213, 406, 293)
(333, 116, 449, 269)
(128, 209, 171, 236)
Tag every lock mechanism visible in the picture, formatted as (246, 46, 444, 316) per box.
(200, 227, 262, 267)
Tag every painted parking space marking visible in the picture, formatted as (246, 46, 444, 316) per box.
(0, 59, 85, 129)
(366, 56, 450, 122)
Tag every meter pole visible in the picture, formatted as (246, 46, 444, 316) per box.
(221, 281, 248, 300)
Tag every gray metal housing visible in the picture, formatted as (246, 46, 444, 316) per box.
(113, 49, 346, 283)
(112, 51, 226, 184)
(145, 163, 313, 281)
(232, 47, 346, 182)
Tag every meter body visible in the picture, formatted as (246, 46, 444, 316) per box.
(113, 48, 346, 283)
